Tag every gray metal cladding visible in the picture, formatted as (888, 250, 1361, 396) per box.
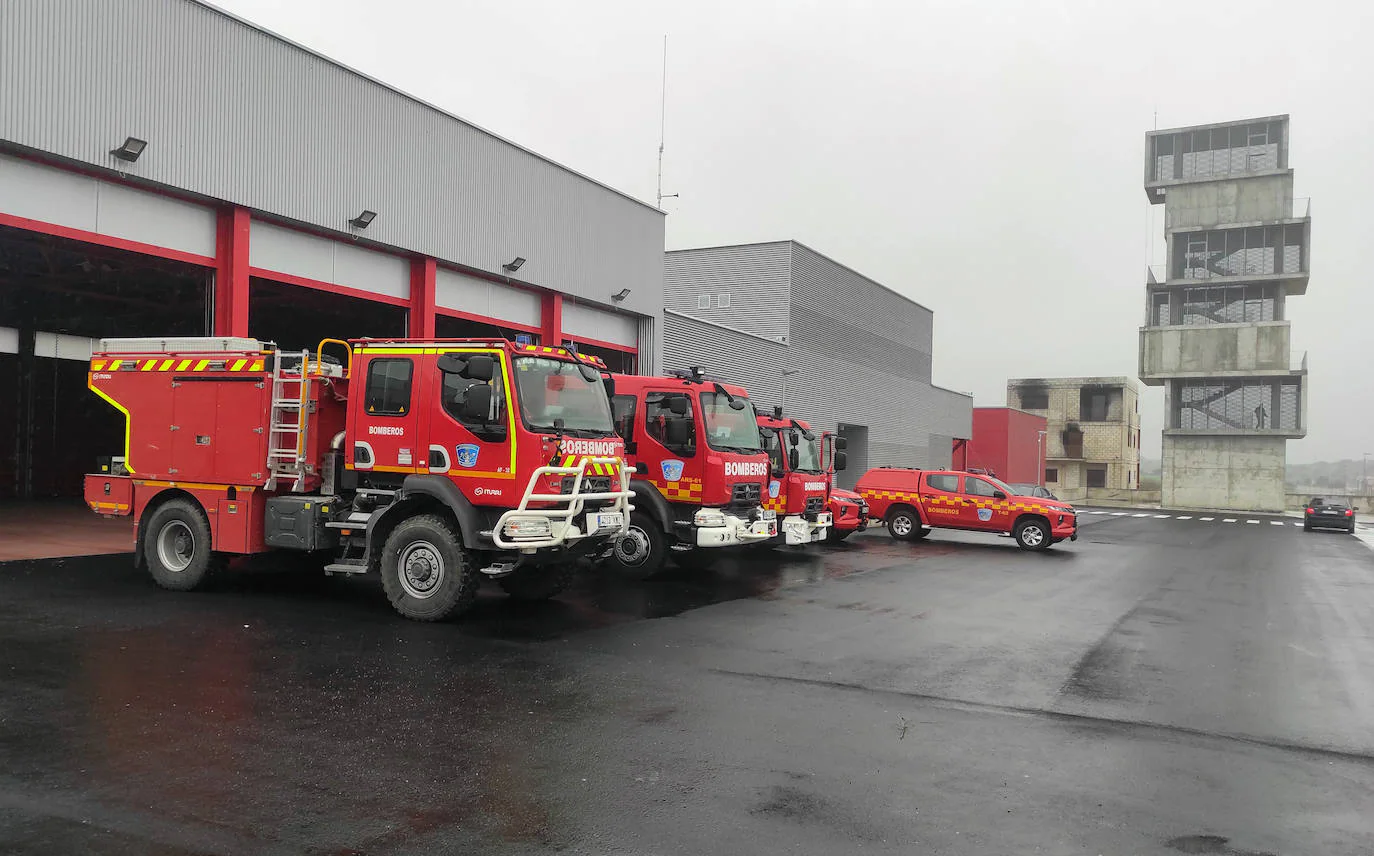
(663, 242, 970, 476)
(664, 243, 792, 341)
(0, 0, 664, 317)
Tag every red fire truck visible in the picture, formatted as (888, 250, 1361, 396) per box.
(604, 368, 776, 577)
(82, 336, 632, 621)
(755, 408, 842, 545)
(857, 468, 1077, 550)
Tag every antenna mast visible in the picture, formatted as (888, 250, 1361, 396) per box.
(656, 35, 677, 209)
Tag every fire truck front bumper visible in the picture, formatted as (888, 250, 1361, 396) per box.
(781, 512, 831, 545)
(693, 508, 777, 547)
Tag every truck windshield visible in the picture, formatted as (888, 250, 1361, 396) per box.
(699, 392, 762, 453)
(513, 357, 615, 436)
(794, 434, 822, 473)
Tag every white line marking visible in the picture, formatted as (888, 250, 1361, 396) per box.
(1132, 513, 1149, 518)
(1246, 520, 1260, 524)
(1223, 518, 1237, 523)
(1153, 514, 1171, 519)
(1111, 512, 1128, 517)
(1176, 516, 1193, 520)
(1293, 522, 1303, 527)
(1269, 521, 1285, 526)
(1200, 517, 1214, 521)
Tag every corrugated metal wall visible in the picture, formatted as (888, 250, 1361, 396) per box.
(664, 243, 792, 341)
(663, 242, 971, 475)
(0, 0, 664, 319)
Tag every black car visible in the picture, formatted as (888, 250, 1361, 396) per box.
(1303, 497, 1358, 533)
(1009, 483, 1059, 501)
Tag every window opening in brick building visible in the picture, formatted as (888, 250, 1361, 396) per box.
(1086, 465, 1107, 489)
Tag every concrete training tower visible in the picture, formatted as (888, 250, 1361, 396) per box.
(1139, 114, 1310, 511)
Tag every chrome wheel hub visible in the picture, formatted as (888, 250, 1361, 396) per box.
(399, 541, 445, 599)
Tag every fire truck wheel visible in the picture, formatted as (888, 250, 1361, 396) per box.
(144, 498, 221, 591)
(380, 515, 479, 621)
(608, 511, 668, 579)
(498, 563, 576, 601)
(1014, 517, 1051, 551)
(887, 506, 923, 541)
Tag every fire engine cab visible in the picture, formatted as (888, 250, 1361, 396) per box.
(604, 368, 776, 577)
(82, 336, 631, 621)
(755, 407, 843, 545)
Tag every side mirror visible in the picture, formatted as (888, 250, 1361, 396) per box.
(462, 355, 495, 381)
(992, 490, 1007, 500)
(578, 363, 599, 382)
(461, 384, 493, 421)
(667, 397, 689, 416)
(788, 447, 800, 471)
(601, 374, 616, 399)
(834, 436, 848, 451)
(664, 417, 692, 447)
(834, 451, 847, 472)
(788, 431, 799, 447)
(728, 397, 746, 411)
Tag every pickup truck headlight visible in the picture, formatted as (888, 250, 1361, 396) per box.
(503, 518, 552, 540)
(694, 509, 727, 528)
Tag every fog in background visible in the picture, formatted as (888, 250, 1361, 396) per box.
(218, 0, 1374, 464)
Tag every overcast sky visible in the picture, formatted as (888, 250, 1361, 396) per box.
(218, 0, 1373, 464)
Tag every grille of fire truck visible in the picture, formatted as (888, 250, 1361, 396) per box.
(805, 496, 826, 514)
(266, 349, 313, 491)
(732, 483, 762, 503)
(561, 475, 612, 494)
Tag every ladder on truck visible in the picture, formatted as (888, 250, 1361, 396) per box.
(266, 350, 312, 492)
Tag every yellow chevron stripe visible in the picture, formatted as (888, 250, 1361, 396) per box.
(231, 359, 247, 371)
(141, 359, 157, 372)
(159, 359, 174, 371)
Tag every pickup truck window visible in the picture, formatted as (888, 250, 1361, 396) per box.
(964, 477, 999, 498)
(926, 474, 959, 493)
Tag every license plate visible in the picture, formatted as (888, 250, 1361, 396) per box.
(588, 512, 624, 532)
(759, 509, 777, 521)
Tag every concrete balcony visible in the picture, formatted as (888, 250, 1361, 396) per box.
(1163, 369, 1308, 440)
(1139, 321, 1291, 386)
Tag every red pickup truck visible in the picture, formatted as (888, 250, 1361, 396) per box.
(856, 468, 1077, 551)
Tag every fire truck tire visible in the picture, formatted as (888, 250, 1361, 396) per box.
(887, 506, 924, 542)
(143, 498, 221, 592)
(608, 511, 668, 579)
(1014, 517, 1051, 551)
(498, 563, 576, 601)
(380, 515, 479, 621)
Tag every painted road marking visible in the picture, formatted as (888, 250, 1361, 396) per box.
(1270, 521, 1285, 526)
(1153, 514, 1171, 519)
(1176, 516, 1193, 520)
(1293, 522, 1303, 526)
(1200, 517, 1214, 521)
(1112, 512, 1128, 516)
(1223, 519, 1237, 523)
(1246, 520, 1260, 524)
(1132, 513, 1149, 518)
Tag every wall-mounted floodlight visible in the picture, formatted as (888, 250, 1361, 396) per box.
(503, 257, 526, 273)
(110, 137, 147, 163)
(349, 210, 377, 229)
(611, 288, 632, 302)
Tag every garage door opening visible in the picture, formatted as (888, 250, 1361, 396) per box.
(434, 312, 531, 342)
(836, 423, 870, 490)
(249, 278, 406, 354)
(0, 224, 209, 500)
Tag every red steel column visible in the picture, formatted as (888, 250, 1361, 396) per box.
(409, 258, 437, 338)
(541, 292, 562, 347)
(214, 207, 251, 337)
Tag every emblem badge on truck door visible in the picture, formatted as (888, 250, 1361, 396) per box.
(455, 444, 480, 468)
(661, 459, 684, 482)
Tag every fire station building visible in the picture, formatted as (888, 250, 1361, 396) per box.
(0, 0, 663, 502)
(663, 241, 972, 489)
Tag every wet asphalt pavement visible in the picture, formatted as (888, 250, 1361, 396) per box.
(3, 514, 1374, 855)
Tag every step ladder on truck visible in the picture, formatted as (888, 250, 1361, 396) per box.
(83, 336, 633, 621)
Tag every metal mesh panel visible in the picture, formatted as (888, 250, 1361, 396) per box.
(1174, 379, 1300, 430)
(1178, 286, 1276, 326)
(1174, 226, 1304, 279)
